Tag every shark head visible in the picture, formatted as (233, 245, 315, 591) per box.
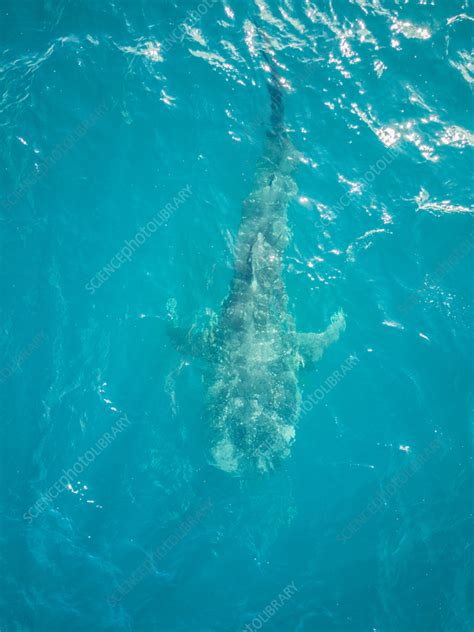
(210, 416, 296, 474)
(208, 366, 301, 475)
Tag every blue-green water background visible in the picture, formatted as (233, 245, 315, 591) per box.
(1, 1, 473, 630)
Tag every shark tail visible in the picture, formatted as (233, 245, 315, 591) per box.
(262, 49, 285, 138)
(257, 40, 297, 172)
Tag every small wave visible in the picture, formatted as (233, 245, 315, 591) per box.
(414, 188, 474, 215)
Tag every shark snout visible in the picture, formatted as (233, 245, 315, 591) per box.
(210, 405, 295, 475)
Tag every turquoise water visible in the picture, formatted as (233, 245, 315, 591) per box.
(1, 1, 473, 630)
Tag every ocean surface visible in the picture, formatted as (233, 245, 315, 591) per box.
(1, 1, 473, 631)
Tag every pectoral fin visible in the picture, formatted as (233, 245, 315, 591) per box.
(166, 299, 216, 360)
(297, 310, 346, 368)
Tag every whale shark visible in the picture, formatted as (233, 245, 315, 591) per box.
(168, 54, 345, 474)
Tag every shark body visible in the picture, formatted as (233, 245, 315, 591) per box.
(169, 59, 345, 474)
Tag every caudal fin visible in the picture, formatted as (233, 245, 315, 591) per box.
(261, 49, 285, 137)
